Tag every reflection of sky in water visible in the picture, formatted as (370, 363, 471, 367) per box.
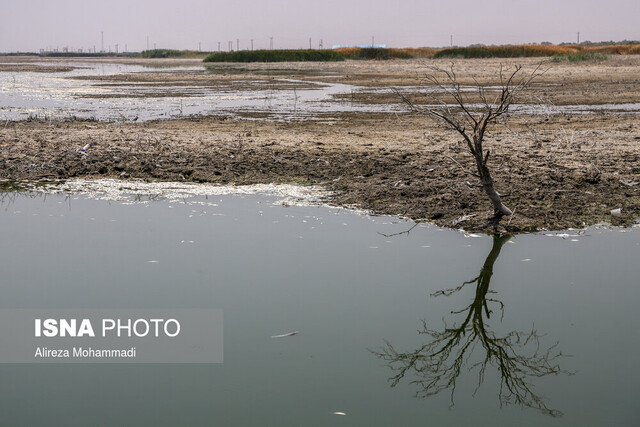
(0, 62, 402, 122)
(0, 186, 639, 425)
(1, 61, 639, 122)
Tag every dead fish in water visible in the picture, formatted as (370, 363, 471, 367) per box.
(452, 214, 475, 226)
(271, 331, 299, 338)
(330, 412, 346, 416)
(545, 231, 586, 239)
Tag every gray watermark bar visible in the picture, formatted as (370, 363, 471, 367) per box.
(0, 309, 223, 363)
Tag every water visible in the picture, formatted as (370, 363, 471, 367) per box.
(0, 62, 401, 122)
(3, 61, 637, 123)
(1, 186, 638, 426)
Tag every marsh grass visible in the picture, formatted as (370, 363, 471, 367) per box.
(140, 49, 204, 58)
(204, 49, 344, 62)
(588, 44, 640, 55)
(433, 45, 578, 58)
(335, 47, 413, 59)
(34, 43, 640, 63)
(203, 47, 436, 62)
(433, 44, 639, 59)
(550, 51, 609, 62)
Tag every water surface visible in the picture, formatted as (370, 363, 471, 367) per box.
(2, 62, 638, 122)
(0, 62, 398, 122)
(0, 188, 638, 426)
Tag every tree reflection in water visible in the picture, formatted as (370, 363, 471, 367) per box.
(372, 234, 571, 417)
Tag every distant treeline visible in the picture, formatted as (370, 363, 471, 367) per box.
(203, 49, 345, 62)
(433, 44, 640, 58)
(334, 47, 412, 59)
(7, 42, 639, 62)
(204, 44, 640, 62)
(139, 49, 205, 58)
(39, 52, 138, 58)
(202, 47, 438, 62)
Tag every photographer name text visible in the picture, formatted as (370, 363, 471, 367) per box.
(34, 346, 137, 358)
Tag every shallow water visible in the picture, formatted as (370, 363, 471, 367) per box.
(0, 187, 638, 426)
(2, 62, 637, 122)
(0, 62, 400, 122)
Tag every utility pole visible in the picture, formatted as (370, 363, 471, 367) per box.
(199, 42, 201, 51)
(251, 39, 253, 50)
(228, 41, 232, 51)
(125, 44, 127, 53)
(101, 31, 104, 52)
(309, 38, 312, 49)
(319, 39, 323, 49)
(270, 36, 273, 50)
(450, 34, 453, 48)
(372, 36, 374, 47)
(577, 31, 580, 44)
(218, 41, 221, 52)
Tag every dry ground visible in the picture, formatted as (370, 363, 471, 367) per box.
(1, 56, 639, 232)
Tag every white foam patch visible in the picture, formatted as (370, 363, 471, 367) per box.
(32, 178, 332, 208)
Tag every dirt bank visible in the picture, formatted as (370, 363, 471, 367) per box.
(0, 64, 77, 73)
(2, 111, 638, 233)
(1, 56, 639, 232)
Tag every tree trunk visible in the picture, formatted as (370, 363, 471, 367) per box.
(477, 163, 512, 216)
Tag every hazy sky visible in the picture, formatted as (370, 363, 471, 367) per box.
(1, 0, 639, 52)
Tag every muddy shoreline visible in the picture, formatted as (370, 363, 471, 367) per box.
(2, 111, 638, 233)
(1, 56, 639, 232)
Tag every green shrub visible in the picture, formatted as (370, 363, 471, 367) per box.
(339, 48, 413, 60)
(203, 49, 344, 62)
(140, 49, 202, 58)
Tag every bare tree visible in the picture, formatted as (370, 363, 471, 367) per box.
(371, 234, 571, 417)
(397, 65, 543, 217)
